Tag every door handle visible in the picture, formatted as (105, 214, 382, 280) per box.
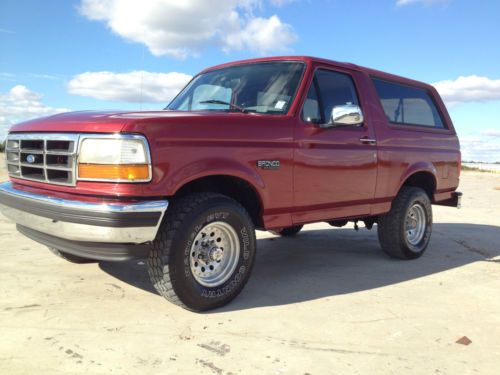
(359, 137, 377, 145)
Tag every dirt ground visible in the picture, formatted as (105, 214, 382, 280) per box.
(0, 153, 499, 374)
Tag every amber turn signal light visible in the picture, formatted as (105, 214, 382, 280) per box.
(78, 164, 150, 181)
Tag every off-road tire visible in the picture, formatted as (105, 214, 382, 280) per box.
(48, 247, 96, 263)
(377, 187, 432, 259)
(274, 225, 304, 237)
(147, 192, 256, 311)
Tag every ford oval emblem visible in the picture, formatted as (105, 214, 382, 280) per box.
(26, 154, 36, 164)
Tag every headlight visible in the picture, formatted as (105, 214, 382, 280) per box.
(77, 135, 151, 182)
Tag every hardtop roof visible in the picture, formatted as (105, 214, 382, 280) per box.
(201, 55, 434, 90)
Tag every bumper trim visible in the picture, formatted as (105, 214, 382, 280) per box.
(0, 181, 168, 244)
(18, 225, 149, 261)
(0, 186, 162, 227)
(434, 191, 462, 208)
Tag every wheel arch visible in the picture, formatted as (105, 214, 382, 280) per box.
(398, 163, 438, 201)
(173, 172, 265, 229)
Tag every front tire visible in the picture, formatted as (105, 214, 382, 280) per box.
(377, 187, 432, 259)
(147, 193, 256, 311)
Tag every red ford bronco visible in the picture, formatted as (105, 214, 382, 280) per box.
(0, 56, 461, 311)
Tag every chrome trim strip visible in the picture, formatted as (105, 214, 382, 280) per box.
(7, 133, 79, 141)
(0, 182, 166, 213)
(0, 181, 168, 243)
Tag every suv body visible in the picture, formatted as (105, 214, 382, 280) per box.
(0, 56, 461, 310)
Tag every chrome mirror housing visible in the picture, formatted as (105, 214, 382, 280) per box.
(322, 104, 364, 128)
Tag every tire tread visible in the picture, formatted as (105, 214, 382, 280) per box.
(147, 192, 254, 310)
(377, 186, 431, 260)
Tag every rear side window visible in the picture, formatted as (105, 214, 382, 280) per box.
(372, 78, 445, 128)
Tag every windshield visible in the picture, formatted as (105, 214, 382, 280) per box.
(167, 62, 305, 115)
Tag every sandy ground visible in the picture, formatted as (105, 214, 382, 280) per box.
(0, 153, 499, 375)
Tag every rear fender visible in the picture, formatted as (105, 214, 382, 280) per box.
(397, 162, 437, 197)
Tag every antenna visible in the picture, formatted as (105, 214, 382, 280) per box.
(140, 44, 145, 111)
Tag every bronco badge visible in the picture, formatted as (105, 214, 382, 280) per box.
(257, 160, 280, 170)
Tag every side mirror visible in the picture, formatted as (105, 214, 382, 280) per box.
(321, 104, 364, 128)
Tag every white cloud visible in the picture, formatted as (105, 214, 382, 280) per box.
(396, 0, 448, 6)
(0, 72, 15, 81)
(1, 72, 61, 81)
(67, 70, 192, 102)
(459, 134, 500, 163)
(433, 75, 500, 161)
(481, 129, 500, 138)
(270, 0, 297, 6)
(0, 85, 68, 139)
(29, 73, 60, 80)
(433, 75, 500, 106)
(79, 0, 297, 59)
(223, 14, 297, 54)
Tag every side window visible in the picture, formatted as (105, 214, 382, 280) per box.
(372, 78, 445, 128)
(302, 69, 360, 124)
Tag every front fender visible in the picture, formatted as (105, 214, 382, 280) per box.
(165, 157, 266, 198)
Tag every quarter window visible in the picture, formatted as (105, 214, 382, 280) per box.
(372, 78, 445, 128)
(302, 79, 321, 123)
(302, 69, 360, 124)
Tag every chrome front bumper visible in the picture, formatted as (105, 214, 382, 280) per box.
(0, 181, 168, 244)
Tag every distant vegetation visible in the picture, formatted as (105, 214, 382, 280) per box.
(463, 160, 500, 164)
(462, 165, 499, 173)
(461, 165, 481, 172)
(0, 140, 5, 153)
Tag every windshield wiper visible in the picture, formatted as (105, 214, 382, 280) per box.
(199, 100, 248, 113)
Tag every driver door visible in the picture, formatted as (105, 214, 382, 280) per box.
(292, 67, 378, 224)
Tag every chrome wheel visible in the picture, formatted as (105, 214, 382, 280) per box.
(190, 221, 240, 287)
(405, 203, 426, 246)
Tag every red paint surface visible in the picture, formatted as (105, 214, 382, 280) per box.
(9, 56, 460, 229)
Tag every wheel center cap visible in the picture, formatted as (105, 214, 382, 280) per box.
(209, 247, 223, 262)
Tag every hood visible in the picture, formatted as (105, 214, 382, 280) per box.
(8, 109, 267, 133)
(8, 109, 275, 135)
(9, 111, 136, 134)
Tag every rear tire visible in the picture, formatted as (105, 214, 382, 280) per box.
(48, 247, 96, 264)
(147, 192, 256, 311)
(273, 225, 303, 237)
(377, 187, 432, 259)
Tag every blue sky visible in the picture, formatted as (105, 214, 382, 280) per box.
(1, 0, 499, 161)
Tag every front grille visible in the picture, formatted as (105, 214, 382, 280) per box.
(6, 134, 79, 186)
